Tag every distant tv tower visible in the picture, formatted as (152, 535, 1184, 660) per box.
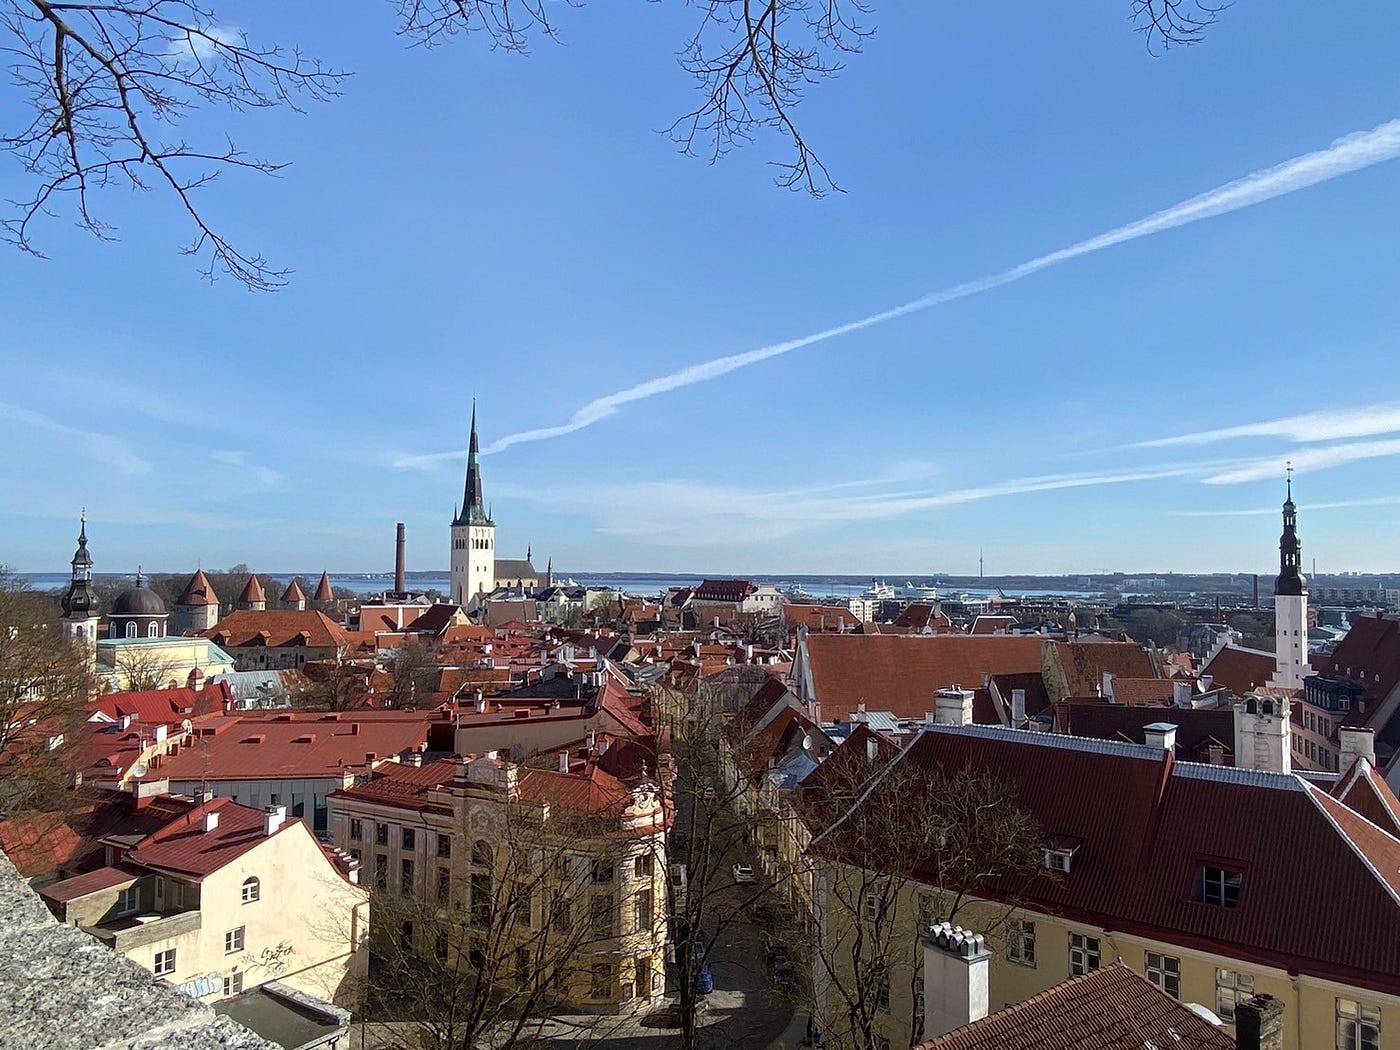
(979, 548, 984, 579)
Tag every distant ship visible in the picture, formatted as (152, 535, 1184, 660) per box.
(861, 580, 897, 601)
(902, 581, 940, 600)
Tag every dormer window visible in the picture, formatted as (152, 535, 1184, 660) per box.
(1043, 835, 1082, 873)
(1194, 865, 1242, 908)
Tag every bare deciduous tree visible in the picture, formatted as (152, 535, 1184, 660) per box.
(805, 754, 1045, 1050)
(2, 3, 1222, 287)
(0, 568, 93, 815)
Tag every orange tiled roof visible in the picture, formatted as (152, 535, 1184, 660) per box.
(205, 609, 349, 649)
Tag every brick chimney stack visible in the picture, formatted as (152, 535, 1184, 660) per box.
(1234, 994, 1284, 1050)
(394, 522, 407, 596)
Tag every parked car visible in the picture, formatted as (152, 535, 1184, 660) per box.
(749, 899, 776, 926)
(732, 863, 756, 884)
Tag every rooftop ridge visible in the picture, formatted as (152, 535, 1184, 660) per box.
(920, 722, 1168, 762)
(1172, 761, 1310, 791)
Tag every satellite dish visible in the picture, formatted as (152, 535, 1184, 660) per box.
(801, 734, 813, 752)
(1186, 1003, 1224, 1027)
(130, 763, 148, 778)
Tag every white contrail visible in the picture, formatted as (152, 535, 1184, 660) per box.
(436, 118, 1400, 459)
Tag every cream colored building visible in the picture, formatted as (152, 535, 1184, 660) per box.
(96, 636, 236, 692)
(328, 749, 670, 1013)
(809, 721, 1400, 1050)
(39, 798, 369, 1007)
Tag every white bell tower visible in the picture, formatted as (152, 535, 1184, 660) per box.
(1268, 468, 1312, 691)
(450, 403, 495, 610)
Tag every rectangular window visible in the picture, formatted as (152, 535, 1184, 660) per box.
(437, 833, 452, 859)
(375, 854, 388, 890)
(291, 793, 305, 818)
(1337, 998, 1382, 1050)
(514, 889, 532, 929)
(876, 968, 891, 1012)
(223, 972, 243, 997)
(154, 949, 176, 976)
(916, 893, 938, 932)
(863, 893, 880, 922)
(1068, 932, 1100, 977)
(1008, 920, 1036, 967)
(401, 858, 415, 895)
(375, 823, 388, 846)
(1197, 866, 1243, 908)
(634, 853, 654, 878)
(437, 867, 451, 905)
(313, 795, 328, 833)
(225, 926, 245, 954)
(635, 959, 650, 1000)
(402, 828, 416, 850)
(590, 962, 612, 1000)
(1145, 952, 1180, 998)
(514, 947, 530, 986)
(470, 872, 492, 927)
(591, 894, 614, 938)
(1216, 969, 1255, 1024)
(634, 889, 654, 933)
(116, 884, 140, 916)
(350, 818, 363, 841)
(435, 932, 449, 962)
(592, 857, 614, 884)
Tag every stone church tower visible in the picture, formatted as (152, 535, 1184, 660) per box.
(60, 512, 99, 646)
(1268, 471, 1312, 691)
(450, 404, 495, 609)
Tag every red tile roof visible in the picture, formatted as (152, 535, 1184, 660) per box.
(204, 610, 349, 650)
(969, 615, 1017, 635)
(820, 724, 1400, 996)
(1333, 759, 1400, 839)
(1201, 644, 1276, 697)
(1052, 641, 1157, 697)
(156, 710, 438, 781)
(1053, 702, 1235, 763)
(784, 603, 863, 633)
(238, 575, 265, 604)
(802, 635, 1047, 722)
(126, 798, 288, 878)
(314, 571, 335, 602)
(281, 579, 306, 603)
(1318, 613, 1400, 704)
(89, 683, 230, 725)
(176, 570, 220, 607)
(894, 603, 954, 632)
(917, 964, 1233, 1049)
(38, 864, 141, 904)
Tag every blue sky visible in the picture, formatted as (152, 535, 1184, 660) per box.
(5, 2, 1400, 577)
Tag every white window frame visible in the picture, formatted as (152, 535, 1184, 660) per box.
(1198, 866, 1242, 908)
(241, 877, 259, 903)
(1068, 932, 1100, 977)
(223, 972, 243, 997)
(1145, 951, 1180, 998)
(1337, 997, 1381, 1050)
(116, 884, 140, 916)
(1216, 969, 1255, 1024)
(1008, 919, 1036, 967)
(153, 949, 176, 976)
(225, 926, 245, 954)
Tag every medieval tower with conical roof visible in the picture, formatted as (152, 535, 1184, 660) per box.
(450, 404, 495, 608)
(1268, 469, 1313, 691)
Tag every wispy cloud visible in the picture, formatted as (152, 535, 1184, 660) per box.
(1139, 402, 1400, 448)
(166, 24, 244, 61)
(210, 450, 287, 490)
(444, 118, 1400, 456)
(1202, 439, 1400, 484)
(0, 401, 151, 475)
(1173, 495, 1400, 517)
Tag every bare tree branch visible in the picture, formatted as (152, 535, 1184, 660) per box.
(1131, 0, 1227, 54)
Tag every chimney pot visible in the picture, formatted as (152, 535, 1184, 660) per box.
(203, 809, 220, 833)
(1143, 722, 1178, 752)
(1234, 994, 1285, 1050)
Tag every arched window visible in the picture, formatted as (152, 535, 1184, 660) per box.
(147, 622, 159, 638)
(472, 839, 493, 867)
(124, 621, 136, 639)
(241, 876, 260, 903)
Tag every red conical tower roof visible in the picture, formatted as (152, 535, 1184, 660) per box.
(314, 571, 334, 602)
(177, 569, 220, 607)
(281, 579, 306, 603)
(239, 574, 265, 604)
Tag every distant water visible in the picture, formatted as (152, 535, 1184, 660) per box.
(17, 571, 1102, 601)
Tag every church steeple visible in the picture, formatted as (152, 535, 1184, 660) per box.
(1276, 464, 1305, 597)
(453, 402, 491, 527)
(61, 510, 97, 620)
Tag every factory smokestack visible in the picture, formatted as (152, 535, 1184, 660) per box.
(395, 522, 407, 595)
(1253, 573, 1260, 610)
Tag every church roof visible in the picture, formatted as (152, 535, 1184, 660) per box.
(453, 404, 492, 527)
(238, 575, 265, 604)
(495, 560, 537, 579)
(176, 570, 220, 607)
(111, 580, 166, 617)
